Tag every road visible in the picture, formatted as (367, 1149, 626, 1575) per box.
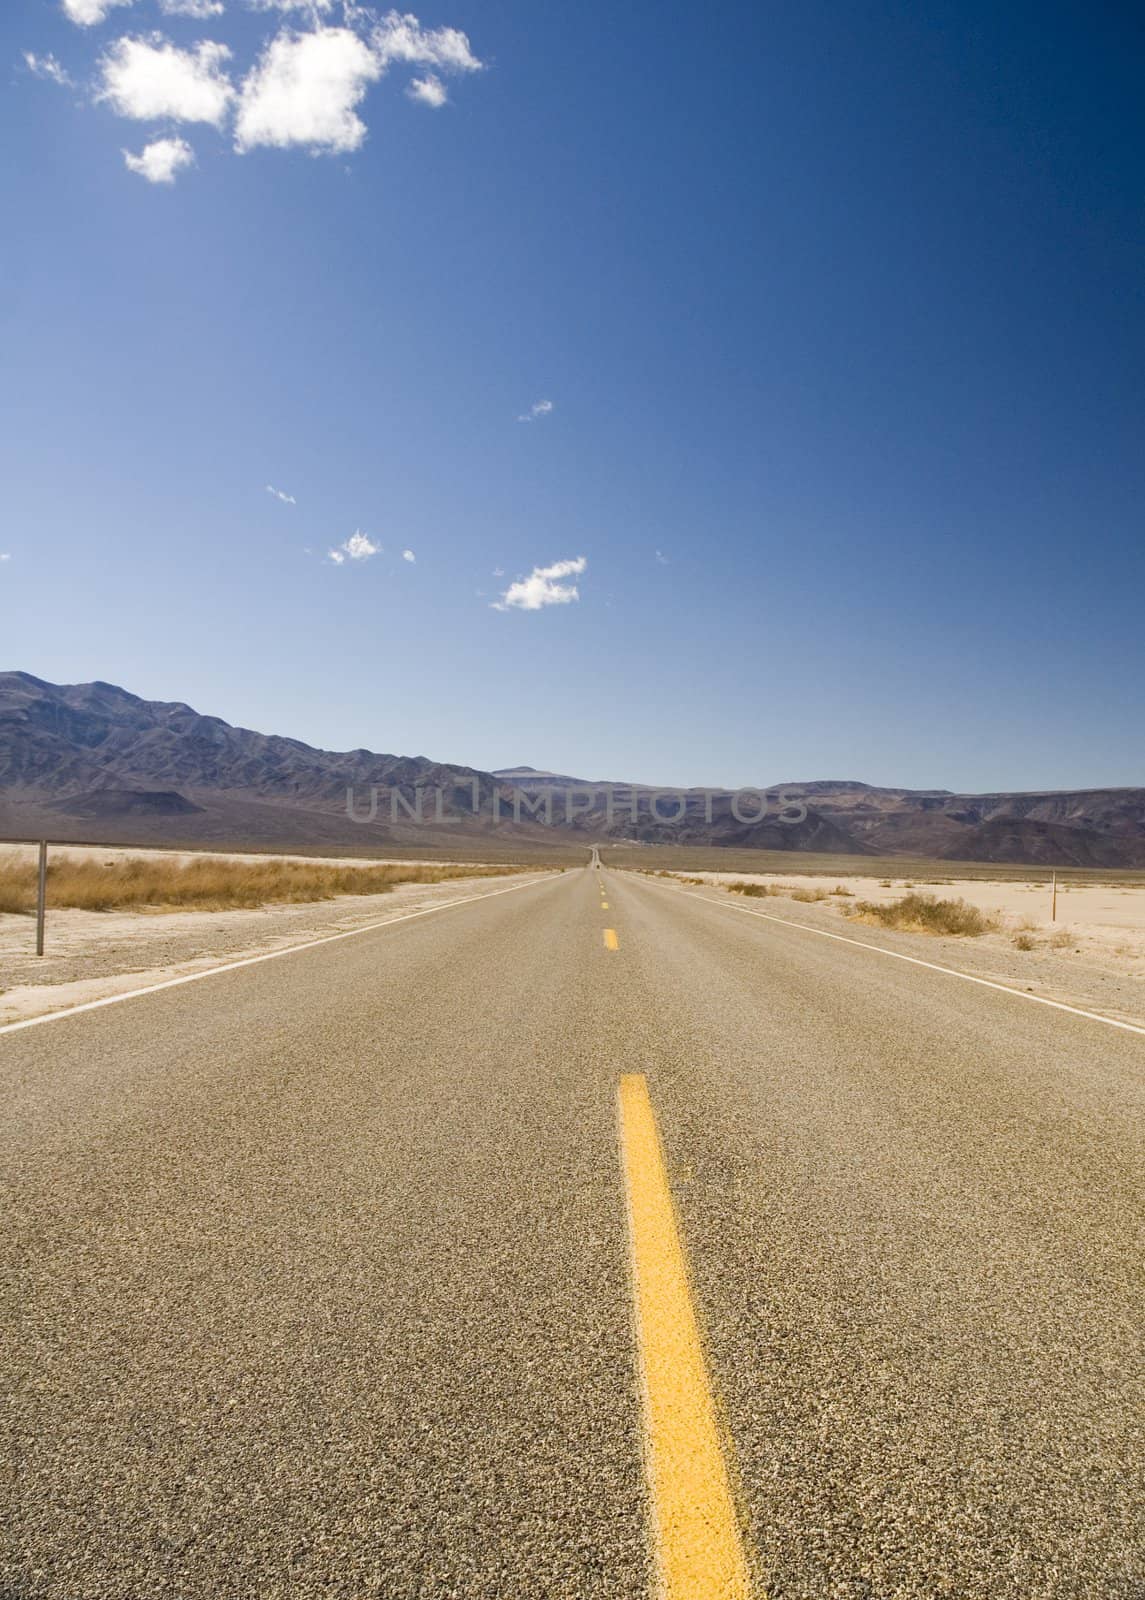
(4, 865, 1143, 1599)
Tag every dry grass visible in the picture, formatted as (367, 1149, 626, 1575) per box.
(790, 888, 829, 903)
(726, 881, 781, 898)
(830, 884, 854, 897)
(848, 892, 996, 937)
(0, 855, 528, 915)
(1013, 933, 1036, 951)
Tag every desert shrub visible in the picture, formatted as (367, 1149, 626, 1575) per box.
(726, 881, 777, 898)
(0, 855, 527, 915)
(849, 892, 995, 937)
(791, 888, 828, 903)
(1013, 933, 1036, 951)
(830, 885, 854, 897)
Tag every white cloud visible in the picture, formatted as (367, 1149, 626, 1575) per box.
(235, 26, 382, 154)
(98, 35, 234, 125)
(328, 529, 379, 563)
(406, 72, 445, 107)
(517, 398, 553, 423)
(0, 553, 10, 563)
(371, 10, 482, 73)
(123, 135, 195, 181)
(493, 556, 586, 612)
(401, 548, 415, 561)
(62, 0, 134, 26)
(655, 549, 669, 564)
(159, 0, 226, 15)
(246, 0, 333, 10)
(266, 483, 296, 503)
(24, 52, 75, 87)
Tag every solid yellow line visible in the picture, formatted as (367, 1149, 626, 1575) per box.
(618, 1074, 753, 1600)
(604, 928, 620, 951)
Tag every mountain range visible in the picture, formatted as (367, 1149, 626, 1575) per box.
(2, 671, 1144, 867)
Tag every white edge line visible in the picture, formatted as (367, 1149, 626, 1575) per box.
(631, 874, 1145, 1039)
(0, 874, 555, 1038)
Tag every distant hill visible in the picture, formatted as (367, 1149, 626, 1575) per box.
(2, 672, 1144, 866)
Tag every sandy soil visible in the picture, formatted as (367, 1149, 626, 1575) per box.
(0, 846, 553, 1026)
(658, 870, 1145, 1026)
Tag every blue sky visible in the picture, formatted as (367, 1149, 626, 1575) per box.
(2, 0, 1142, 790)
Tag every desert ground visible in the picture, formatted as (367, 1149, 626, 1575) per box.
(645, 866, 1145, 1027)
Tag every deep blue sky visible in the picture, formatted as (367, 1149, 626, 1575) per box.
(2, 0, 1142, 790)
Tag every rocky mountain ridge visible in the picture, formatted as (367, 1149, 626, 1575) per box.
(2, 673, 1143, 866)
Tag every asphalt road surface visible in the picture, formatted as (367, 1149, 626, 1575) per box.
(4, 866, 1143, 1599)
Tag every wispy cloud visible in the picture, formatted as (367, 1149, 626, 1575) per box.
(492, 556, 586, 612)
(246, 0, 333, 11)
(266, 483, 296, 504)
(371, 11, 482, 72)
(97, 36, 235, 126)
(401, 548, 415, 562)
(123, 134, 195, 181)
(62, 0, 134, 26)
(328, 529, 379, 564)
(160, 0, 226, 16)
(23, 52, 75, 87)
(0, 553, 10, 563)
(406, 72, 445, 107)
(655, 549, 670, 564)
(516, 398, 554, 423)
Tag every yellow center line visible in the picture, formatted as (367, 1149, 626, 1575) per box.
(618, 1074, 754, 1599)
(604, 928, 620, 950)
(602, 901, 610, 910)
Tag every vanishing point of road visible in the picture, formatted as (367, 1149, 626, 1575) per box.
(4, 863, 1143, 1598)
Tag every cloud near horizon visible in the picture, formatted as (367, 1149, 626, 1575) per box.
(493, 556, 586, 612)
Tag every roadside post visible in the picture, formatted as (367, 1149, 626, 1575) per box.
(36, 839, 47, 956)
(1051, 870, 1057, 923)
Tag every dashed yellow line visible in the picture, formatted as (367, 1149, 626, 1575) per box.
(602, 901, 610, 910)
(618, 1074, 753, 1600)
(604, 928, 620, 951)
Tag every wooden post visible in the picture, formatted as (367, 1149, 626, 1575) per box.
(36, 839, 48, 956)
(1051, 870, 1057, 924)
